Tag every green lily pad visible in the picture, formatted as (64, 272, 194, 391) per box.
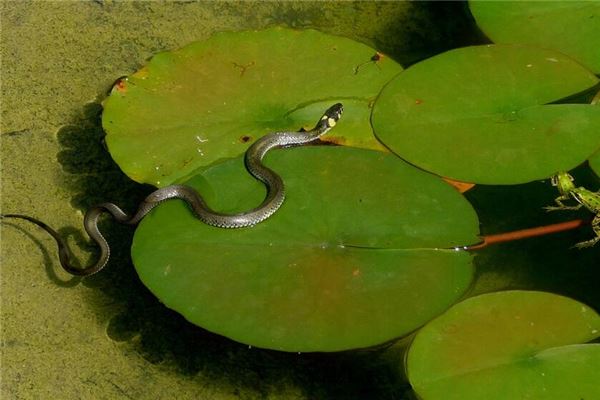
(371, 44, 600, 184)
(590, 90, 600, 177)
(470, 1, 600, 73)
(407, 291, 600, 400)
(102, 28, 401, 187)
(132, 146, 479, 352)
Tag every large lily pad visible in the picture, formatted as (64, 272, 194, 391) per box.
(371, 44, 600, 184)
(590, 91, 600, 177)
(470, 1, 600, 73)
(132, 146, 479, 352)
(102, 28, 401, 187)
(407, 291, 600, 400)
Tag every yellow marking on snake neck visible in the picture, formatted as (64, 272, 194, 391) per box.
(327, 118, 337, 127)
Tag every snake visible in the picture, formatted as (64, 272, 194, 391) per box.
(1, 103, 343, 276)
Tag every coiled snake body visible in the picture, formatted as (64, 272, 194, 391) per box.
(2, 103, 343, 276)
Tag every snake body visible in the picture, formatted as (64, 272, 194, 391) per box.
(2, 103, 343, 276)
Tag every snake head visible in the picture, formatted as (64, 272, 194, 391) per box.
(316, 103, 344, 133)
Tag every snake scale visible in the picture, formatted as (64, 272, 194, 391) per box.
(2, 103, 343, 276)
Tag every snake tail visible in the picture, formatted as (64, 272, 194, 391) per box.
(1, 213, 104, 276)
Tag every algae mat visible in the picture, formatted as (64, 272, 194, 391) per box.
(0, 2, 482, 399)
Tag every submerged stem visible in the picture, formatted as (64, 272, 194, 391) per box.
(467, 219, 586, 250)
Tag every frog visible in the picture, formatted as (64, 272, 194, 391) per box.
(545, 171, 600, 248)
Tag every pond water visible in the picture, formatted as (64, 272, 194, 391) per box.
(1, 2, 598, 399)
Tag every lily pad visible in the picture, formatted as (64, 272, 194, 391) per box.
(407, 291, 600, 400)
(590, 91, 600, 177)
(371, 44, 600, 184)
(132, 146, 479, 352)
(470, 1, 600, 73)
(102, 28, 401, 187)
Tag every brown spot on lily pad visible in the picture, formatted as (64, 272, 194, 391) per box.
(443, 177, 475, 193)
(320, 135, 346, 146)
(113, 78, 127, 94)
